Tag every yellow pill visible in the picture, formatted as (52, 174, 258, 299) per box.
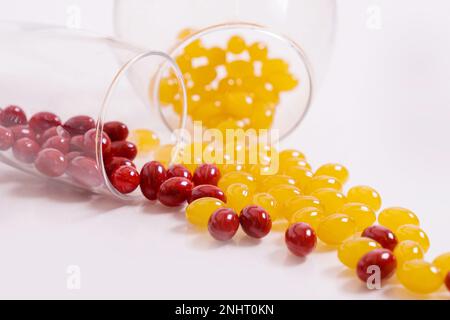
(153, 144, 176, 165)
(262, 58, 289, 75)
(290, 207, 324, 230)
(218, 171, 257, 193)
(315, 163, 349, 185)
(394, 240, 424, 265)
(285, 195, 323, 220)
(284, 166, 313, 191)
(175, 54, 192, 72)
(279, 149, 306, 162)
(227, 35, 246, 54)
(217, 77, 243, 94)
(219, 163, 247, 176)
(259, 175, 296, 192)
(396, 224, 430, 253)
(226, 60, 254, 78)
(248, 42, 268, 61)
(268, 184, 301, 207)
(304, 175, 342, 195)
(311, 188, 347, 215)
(184, 39, 206, 58)
(253, 192, 280, 220)
(190, 65, 217, 86)
(432, 252, 450, 276)
(317, 214, 357, 245)
(378, 207, 419, 231)
(224, 92, 254, 118)
(215, 119, 245, 136)
(341, 202, 376, 231)
(191, 100, 224, 123)
(248, 164, 274, 181)
(226, 183, 253, 214)
(129, 129, 160, 153)
(338, 237, 381, 268)
(266, 73, 298, 91)
(280, 157, 312, 172)
(397, 260, 443, 294)
(347, 185, 382, 212)
(249, 102, 275, 130)
(207, 47, 226, 66)
(177, 27, 195, 40)
(158, 77, 180, 105)
(186, 197, 226, 228)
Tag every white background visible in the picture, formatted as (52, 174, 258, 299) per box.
(0, 0, 449, 299)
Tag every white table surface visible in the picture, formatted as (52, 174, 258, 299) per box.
(0, 0, 449, 299)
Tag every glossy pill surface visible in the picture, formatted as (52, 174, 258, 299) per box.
(66, 156, 103, 188)
(186, 197, 226, 228)
(361, 225, 398, 251)
(432, 252, 450, 275)
(110, 141, 137, 161)
(446, 272, 450, 291)
(291, 207, 324, 230)
(167, 164, 192, 180)
(11, 125, 36, 141)
(341, 203, 376, 231)
(240, 205, 272, 239)
(218, 171, 257, 193)
(110, 165, 140, 194)
(193, 163, 221, 186)
(347, 185, 382, 212)
(0, 105, 27, 127)
(208, 208, 240, 241)
(63, 115, 95, 136)
(268, 184, 301, 206)
(226, 183, 252, 213)
(42, 136, 70, 154)
(378, 207, 419, 231)
(83, 129, 111, 158)
(317, 214, 356, 245)
(105, 157, 136, 176)
(0, 126, 13, 150)
(158, 177, 193, 207)
(304, 175, 342, 195)
(103, 121, 129, 141)
(29, 112, 61, 134)
(395, 224, 430, 252)
(189, 184, 226, 204)
(12, 138, 40, 163)
(285, 222, 317, 257)
(397, 260, 443, 294)
(284, 195, 323, 220)
(140, 161, 167, 201)
(394, 240, 424, 265)
(311, 188, 346, 215)
(252, 192, 279, 220)
(338, 237, 381, 269)
(356, 249, 397, 282)
(34, 148, 67, 177)
(315, 163, 349, 185)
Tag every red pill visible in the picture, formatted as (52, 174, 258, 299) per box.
(63, 115, 96, 136)
(446, 272, 450, 291)
(239, 205, 272, 239)
(42, 135, 70, 154)
(356, 249, 397, 282)
(361, 225, 398, 251)
(83, 128, 112, 159)
(193, 163, 221, 186)
(37, 126, 70, 145)
(11, 125, 36, 141)
(0, 105, 27, 127)
(188, 184, 226, 203)
(0, 125, 14, 150)
(110, 140, 137, 160)
(66, 151, 82, 163)
(167, 164, 192, 180)
(103, 121, 129, 142)
(35, 148, 67, 177)
(140, 161, 167, 201)
(208, 208, 240, 241)
(285, 222, 317, 257)
(70, 135, 84, 152)
(66, 156, 103, 188)
(109, 165, 140, 194)
(105, 156, 136, 175)
(12, 138, 40, 163)
(157, 177, 193, 207)
(29, 112, 61, 134)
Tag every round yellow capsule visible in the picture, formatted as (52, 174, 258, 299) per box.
(207, 47, 226, 66)
(284, 195, 323, 220)
(284, 166, 313, 191)
(279, 149, 306, 162)
(432, 252, 450, 276)
(226, 60, 254, 78)
(268, 184, 301, 208)
(249, 102, 274, 130)
(190, 65, 217, 86)
(262, 58, 289, 75)
(340, 202, 376, 231)
(226, 183, 253, 214)
(158, 77, 179, 105)
(219, 163, 246, 176)
(315, 163, 349, 185)
(248, 42, 268, 61)
(248, 164, 274, 181)
(317, 214, 357, 246)
(227, 35, 246, 54)
(378, 207, 419, 231)
(177, 27, 195, 41)
(347, 185, 382, 212)
(396, 224, 430, 253)
(397, 260, 443, 294)
(183, 39, 206, 58)
(290, 207, 324, 230)
(129, 129, 160, 153)
(311, 188, 347, 215)
(252, 192, 280, 220)
(224, 92, 254, 118)
(394, 240, 424, 265)
(258, 175, 296, 192)
(218, 171, 257, 193)
(304, 175, 342, 195)
(186, 197, 226, 228)
(338, 237, 381, 269)
(267, 73, 298, 92)
(280, 157, 311, 173)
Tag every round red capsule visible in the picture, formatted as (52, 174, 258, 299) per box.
(103, 121, 129, 142)
(140, 161, 167, 201)
(285, 222, 317, 257)
(193, 163, 221, 186)
(42, 135, 70, 154)
(239, 205, 272, 239)
(445, 272, 450, 291)
(0, 125, 13, 150)
(0, 105, 27, 127)
(29, 112, 61, 134)
(356, 249, 397, 282)
(66, 156, 103, 188)
(69, 135, 84, 152)
(10, 125, 36, 141)
(361, 225, 398, 251)
(109, 165, 140, 194)
(110, 140, 137, 160)
(12, 138, 40, 163)
(83, 128, 112, 159)
(34, 148, 67, 177)
(188, 184, 226, 203)
(157, 177, 193, 207)
(66, 151, 82, 163)
(37, 126, 70, 145)
(167, 164, 192, 180)
(63, 115, 96, 136)
(208, 208, 240, 241)
(105, 156, 136, 176)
